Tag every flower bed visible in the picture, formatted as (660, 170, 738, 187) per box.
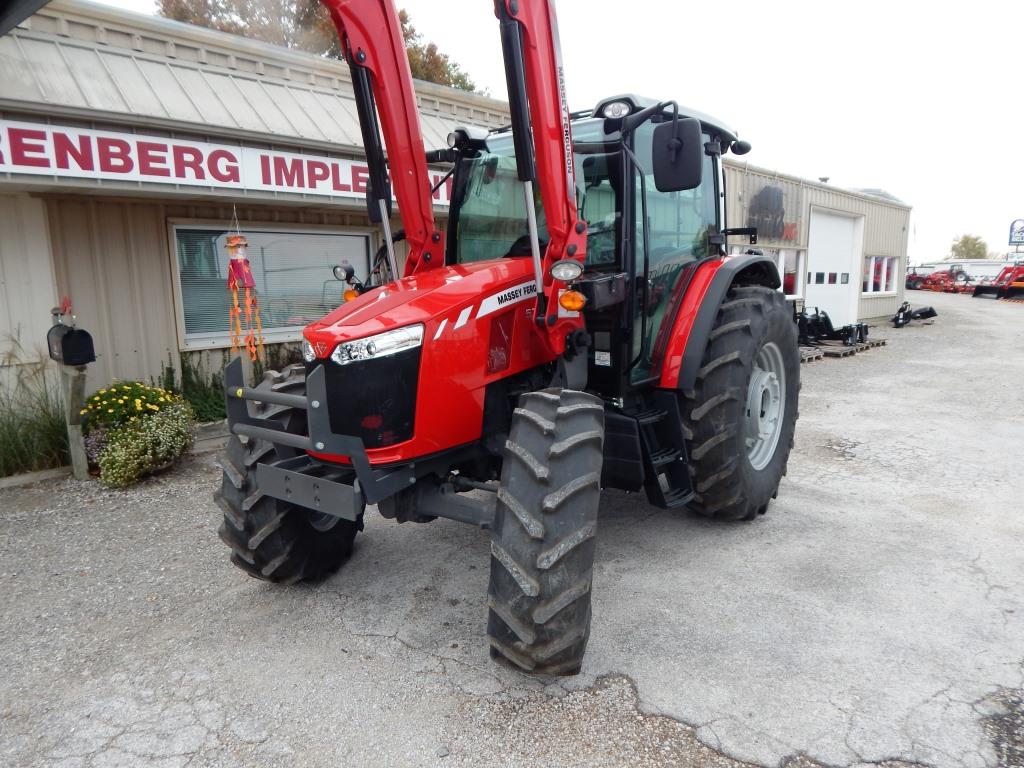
(82, 383, 195, 487)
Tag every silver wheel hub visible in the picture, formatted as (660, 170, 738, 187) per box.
(308, 511, 340, 532)
(745, 341, 786, 471)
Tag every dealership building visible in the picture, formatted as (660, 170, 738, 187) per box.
(0, 0, 910, 390)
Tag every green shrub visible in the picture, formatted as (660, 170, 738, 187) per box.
(97, 401, 195, 488)
(82, 381, 175, 431)
(0, 375, 69, 478)
(160, 355, 226, 423)
(1, 335, 69, 478)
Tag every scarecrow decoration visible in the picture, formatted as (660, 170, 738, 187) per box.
(226, 233, 265, 361)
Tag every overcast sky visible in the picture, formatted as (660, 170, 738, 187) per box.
(94, 0, 1024, 263)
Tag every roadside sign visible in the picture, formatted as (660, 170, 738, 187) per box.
(1010, 219, 1024, 245)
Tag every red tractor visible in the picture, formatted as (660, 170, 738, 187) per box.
(215, 0, 799, 674)
(972, 263, 1024, 300)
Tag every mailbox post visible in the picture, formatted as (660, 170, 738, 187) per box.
(47, 306, 95, 481)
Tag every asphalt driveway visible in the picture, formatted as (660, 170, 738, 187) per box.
(1, 290, 1022, 767)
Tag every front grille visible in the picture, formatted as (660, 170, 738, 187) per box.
(308, 347, 421, 449)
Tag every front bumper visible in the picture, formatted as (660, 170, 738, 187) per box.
(223, 358, 417, 520)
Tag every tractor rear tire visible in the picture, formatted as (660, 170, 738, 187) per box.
(486, 388, 604, 675)
(214, 365, 361, 584)
(682, 286, 799, 521)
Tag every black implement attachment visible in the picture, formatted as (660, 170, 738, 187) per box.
(891, 301, 937, 328)
(794, 303, 869, 346)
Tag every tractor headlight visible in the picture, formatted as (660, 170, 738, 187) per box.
(550, 259, 583, 282)
(601, 100, 632, 118)
(330, 324, 424, 366)
(302, 339, 316, 362)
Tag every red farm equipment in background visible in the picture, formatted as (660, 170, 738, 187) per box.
(906, 264, 974, 294)
(972, 263, 1024, 300)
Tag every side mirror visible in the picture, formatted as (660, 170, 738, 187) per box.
(652, 117, 703, 192)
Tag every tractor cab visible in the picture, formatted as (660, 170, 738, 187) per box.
(443, 95, 748, 399)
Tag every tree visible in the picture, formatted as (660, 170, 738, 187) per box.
(158, 1, 476, 91)
(949, 234, 988, 260)
(159, 0, 340, 56)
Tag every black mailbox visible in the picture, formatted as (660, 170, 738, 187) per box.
(47, 324, 96, 366)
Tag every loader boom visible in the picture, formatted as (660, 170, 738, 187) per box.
(494, 0, 587, 355)
(320, 0, 445, 276)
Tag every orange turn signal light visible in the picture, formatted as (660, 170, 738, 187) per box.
(558, 290, 586, 312)
(343, 288, 360, 302)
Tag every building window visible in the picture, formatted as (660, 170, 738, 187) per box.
(862, 256, 898, 294)
(778, 249, 804, 297)
(729, 246, 805, 298)
(173, 225, 371, 349)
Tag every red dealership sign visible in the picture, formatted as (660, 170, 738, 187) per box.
(0, 119, 452, 205)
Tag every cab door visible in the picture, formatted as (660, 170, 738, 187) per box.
(628, 122, 719, 385)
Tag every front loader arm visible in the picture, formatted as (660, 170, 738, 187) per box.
(320, 0, 445, 276)
(495, 0, 587, 356)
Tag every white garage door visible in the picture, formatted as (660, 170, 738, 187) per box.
(805, 210, 862, 327)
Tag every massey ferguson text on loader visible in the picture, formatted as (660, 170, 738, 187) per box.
(214, 0, 799, 675)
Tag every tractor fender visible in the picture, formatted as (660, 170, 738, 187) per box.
(658, 254, 781, 392)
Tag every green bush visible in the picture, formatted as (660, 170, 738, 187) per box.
(0, 374, 69, 478)
(97, 401, 195, 488)
(1, 334, 69, 478)
(160, 355, 226, 423)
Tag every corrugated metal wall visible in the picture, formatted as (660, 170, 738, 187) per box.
(43, 195, 382, 390)
(724, 161, 911, 320)
(0, 193, 57, 386)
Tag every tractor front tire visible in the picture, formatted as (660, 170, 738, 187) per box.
(486, 388, 604, 675)
(683, 286, 799, 521)
(214, 365, 361, 584)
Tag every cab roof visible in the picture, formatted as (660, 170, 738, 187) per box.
(589, 94, 739, 144)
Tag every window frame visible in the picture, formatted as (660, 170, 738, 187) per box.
(861, 255, 899, 296)
(167, 219, 377, 351)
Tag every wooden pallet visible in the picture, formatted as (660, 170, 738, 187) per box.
(799, 337, 885, 361)
(820, 344, 858, 358)
(800, 347, 824, 363)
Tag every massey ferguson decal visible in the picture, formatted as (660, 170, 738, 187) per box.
(432, 281, 539, 341)
(478, 281, 539, 318)
(548, 1, 576, 203)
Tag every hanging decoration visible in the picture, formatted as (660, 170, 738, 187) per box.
(225, 219, 264, 361)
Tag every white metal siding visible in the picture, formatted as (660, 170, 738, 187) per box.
(724, 160, 910, 321)
(44, 196, 390, 390)
(0, 193, 57, 375)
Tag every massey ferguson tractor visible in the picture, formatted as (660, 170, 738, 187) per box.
(215, 0, 799, 675)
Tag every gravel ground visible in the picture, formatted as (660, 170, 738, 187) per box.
(1, 291, 1022, 768)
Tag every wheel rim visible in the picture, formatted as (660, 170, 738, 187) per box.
(307, 510, 340, 532)
(745, 341, 786, 471)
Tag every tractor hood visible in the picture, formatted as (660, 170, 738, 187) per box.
(303, 258, 538, 353)
(300, 256, 552, 463)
